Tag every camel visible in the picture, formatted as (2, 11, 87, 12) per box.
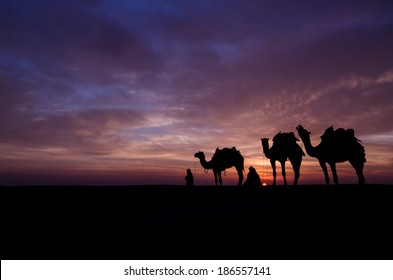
(296, 125, 366, 185)
(261, 132, 305, 186)
(194, 147, 244, 186)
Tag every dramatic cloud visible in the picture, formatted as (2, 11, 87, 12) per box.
(1, 0, 392, 185)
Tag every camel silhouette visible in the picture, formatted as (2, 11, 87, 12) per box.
(194, 147, 244, 186)
(296, 125, 366, 185)
(261, 132, 305, 186)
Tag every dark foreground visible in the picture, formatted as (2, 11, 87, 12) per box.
(2, 184, 393, 260)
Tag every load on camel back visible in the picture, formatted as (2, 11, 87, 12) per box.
(320, 126, 366, 163)
(212, 147, 245, 171)
(321, 126, 361, 144)
(272, 132, 305, 155)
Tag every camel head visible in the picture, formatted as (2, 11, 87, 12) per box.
(296, 125, 310, 141)
(261, 138, 269, 146)
(261, 138, 271, 154)
(194, 151, 205, 160)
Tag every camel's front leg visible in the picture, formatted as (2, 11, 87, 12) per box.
(270, 159, 277, 186)
(319, 160, 330, 185)
(329, 162, 338, 185)
(280, 160, 287, 186)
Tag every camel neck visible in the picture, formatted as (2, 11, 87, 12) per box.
(262, 141, 272, 159)
(199, 156, 212, 170)
(301, 135, 318, 158)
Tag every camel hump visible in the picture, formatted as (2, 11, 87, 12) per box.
(346, 128, 361, 142)
(321, 126, 334, 141)
(214, 146, 240, 155)
(273, 131, 300, 146)
(220, 146, 238, 153)
(213, 147, 244, 168)
(283, 132, 300, 143)
(322, 127, 361, 143)
(272, 132, 281, 143)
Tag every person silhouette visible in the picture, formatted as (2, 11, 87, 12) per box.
(243, 166, 262, 187)
(185, 169, 194, 187)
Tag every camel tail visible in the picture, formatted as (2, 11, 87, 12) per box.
(361, 144, 366, 163)
(354, 141, 366, 163)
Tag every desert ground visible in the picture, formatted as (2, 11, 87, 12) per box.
(2, 184, 392, 260)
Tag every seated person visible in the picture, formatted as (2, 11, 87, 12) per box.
(243, 166, 262, 187)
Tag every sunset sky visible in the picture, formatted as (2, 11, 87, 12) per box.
(1, 0, 392, 185)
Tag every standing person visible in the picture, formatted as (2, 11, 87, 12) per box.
(185, 169, 194, 187)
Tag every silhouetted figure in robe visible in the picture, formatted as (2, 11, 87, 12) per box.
(243, 166, 262, 187)
(185, 169, 194, 187)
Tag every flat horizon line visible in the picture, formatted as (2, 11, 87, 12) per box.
(2, 183, 392, 188)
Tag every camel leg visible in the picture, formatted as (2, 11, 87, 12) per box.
(281, 161, 287, 186)
(349, 161, 365, 185)
(236, 167, 244, 186)
(270, 159, 277, 186)
(290, 157, 301, 186)
(319, 160, 330, 185)
(213, 170, 218, 186)
(329, 162, 338, 185)
(218, 171, 223, 186)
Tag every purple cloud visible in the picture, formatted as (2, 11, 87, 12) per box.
(1, 0, 393, 185)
